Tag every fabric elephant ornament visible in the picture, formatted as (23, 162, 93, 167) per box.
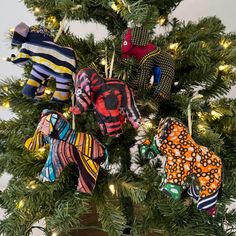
(139, 117, 222, 217)
(24, 109, 107, 194)
(121, 26, 175, 102)
(70, 68, 141, 137)
(10, 22, 76, 103)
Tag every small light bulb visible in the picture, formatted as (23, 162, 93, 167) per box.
(38, 147, 46, 153)
(197, 124, 206, 132)
(27, 180, 37, 189)
(34, 7, 40, 13)
(51, 232, 58, 236)
(211, 110, 222, 119)
(19, 80, 25, 87)
(9, 28, 15, 32)
(2, 101, 10, 108)
(220, 39, 231, 49)
(169, 43, 179, 51)
(3, 86, 9, 92)
(45, 88, 52, 95)
(63, 111, 70, 119)
(100, 58, 106, 65)
(111, 2, 118, 12)
(218, 65, 230, 71)
(16, 199, 25, 209)
(144, 121, 153, 129)
(109, 184, 116, 195)
(157, 16, 166, 25)
(197, 112, 203, 119)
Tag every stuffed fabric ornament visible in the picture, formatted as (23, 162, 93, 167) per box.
(138, 117, 222, 217)
(10, 22, 76, 103)
(121, 26, 175, 102)
(70, 68, 141, 137)
(25, 110, 107, 193)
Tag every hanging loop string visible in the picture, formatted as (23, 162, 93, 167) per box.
(104, 46, 108, 78)
(54, 15, 67, 43)
(187, 93, 203, 136)
(109, 43, 116, 79)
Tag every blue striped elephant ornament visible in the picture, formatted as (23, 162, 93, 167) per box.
(10, 22, 77, 103)
(25, 109, 108, 193)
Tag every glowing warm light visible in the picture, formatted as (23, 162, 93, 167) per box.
(220, 39, 231, 49)
(218, 64, 230, 71)
(27, 180, 37, 189)
(38, 147, 46, 153)
(100, 58, 106, 65)
(51, 232, 58, 236)
(34, 7, 40, 13)
(197, 124, 206, 132)
(19, 80, 25, 87)
(157, 16, 166, 25)
(45, 88, 52, 95)
(48, 16, 57, 24)
(197, 112, 204, 119)
(9, 28, 15, 32)
(111, 2, 118, 12)
(201, 41, 207, 48)
(16, 199, 25, 209)
(2, 101, 10, 108)
(3, 86, 9, 92)
(143, 121, 153, 129)
(211, 110, 222, 119)
(109, 184, 116, 195)
(169, 43, 179, 51)
(63, 111, 70, 119)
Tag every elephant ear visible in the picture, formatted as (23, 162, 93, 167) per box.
(11, 22, 29, 46)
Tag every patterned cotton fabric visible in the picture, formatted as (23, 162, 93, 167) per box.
(71, 68, 141, 137)
(121, 27, 175, 101)
(155, 117, 222, 212)
(25, 110, 106, 194)
(11, 22, 76, 103)
(131, 26, 150, 46)
(127, 51, 175, 101)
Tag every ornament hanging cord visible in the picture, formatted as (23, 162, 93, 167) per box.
(187, 93, 203, 136)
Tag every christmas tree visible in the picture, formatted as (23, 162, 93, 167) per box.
(0, 0, 236, 235)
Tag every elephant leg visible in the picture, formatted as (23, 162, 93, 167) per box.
(52, 76, 71, 103)
(161, 156, 191, 200)
(193, 153, 222, 217)
(40, 140, 66, 182)
(187, 184, 199, 202)
(35, 78, 52, 98)
(22, 65, 50, 98)
(151, 51, 175, 101)
(152, 74, 174, 102)
(76, 152, 100, 194)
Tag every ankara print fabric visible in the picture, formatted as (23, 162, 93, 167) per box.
(71, 68, 141, 137)
(25, 110, 106, 194)
(11, 22, 76, 103)
(156, 117, 222, 211)
(121, 27, 175, 101)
